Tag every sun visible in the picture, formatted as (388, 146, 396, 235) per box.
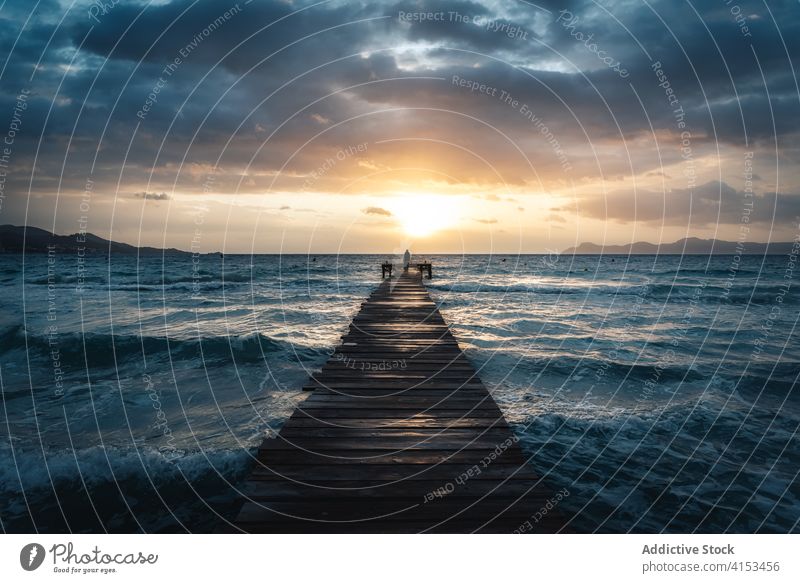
(387, 194, 463, 237)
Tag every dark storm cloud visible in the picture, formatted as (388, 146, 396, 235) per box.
(390, 0, 538, 52)
(569, 180, 800, 226)
(69, 0, 386, 75)
(2, 0, 800, 230)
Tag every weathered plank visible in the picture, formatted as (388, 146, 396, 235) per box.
(232, 272, 566, 533)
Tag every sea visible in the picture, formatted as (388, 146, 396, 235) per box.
(1, 252, 798, 533)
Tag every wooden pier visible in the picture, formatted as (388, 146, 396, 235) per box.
(233, 271, 565, 533)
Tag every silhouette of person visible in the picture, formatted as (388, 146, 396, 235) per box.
(403, 249, 411, 271)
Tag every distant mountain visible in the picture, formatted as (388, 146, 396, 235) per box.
(0, 224, 187, 254)
(562, 237, 796, 255)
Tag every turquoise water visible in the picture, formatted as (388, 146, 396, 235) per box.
(0, 252, 798, 532)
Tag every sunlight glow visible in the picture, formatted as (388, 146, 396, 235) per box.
(388, 194, 464, 237)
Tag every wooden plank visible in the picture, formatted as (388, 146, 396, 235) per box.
(233, 271, 566, 533)
(245, 449, 528, 466)
(282, 417, 509, 429)
(290, 409, 505, 419)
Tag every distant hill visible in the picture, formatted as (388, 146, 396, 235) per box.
(0, 224, 187, 254)
(562, 237, 796, 255)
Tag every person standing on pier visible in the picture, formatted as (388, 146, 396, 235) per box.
(403, 249, 411, 271)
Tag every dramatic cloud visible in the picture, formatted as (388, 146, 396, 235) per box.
(568, 181, 800, 226)
(1, 0, 799, 250)
(362, 206, 392, 216)
(133, 192, 170, 200)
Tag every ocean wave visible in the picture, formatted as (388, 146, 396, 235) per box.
(152, 271, 255, 285)
(23, 269, 261, 287)
(0, 445, 253, 532)
(0, 325, 326, 367)
(27, 274, 106, 285)
(647, 268, 758, 277)
(510, 398, 800, 532)
(0, 445, 252, 495)
(430, 281, 618, 295)
(430, 280, 796, 305)
(475, 353, 708, 384)
(110, 282, 230, 293)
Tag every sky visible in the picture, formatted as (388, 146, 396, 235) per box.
(0, 0, 799, 253)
